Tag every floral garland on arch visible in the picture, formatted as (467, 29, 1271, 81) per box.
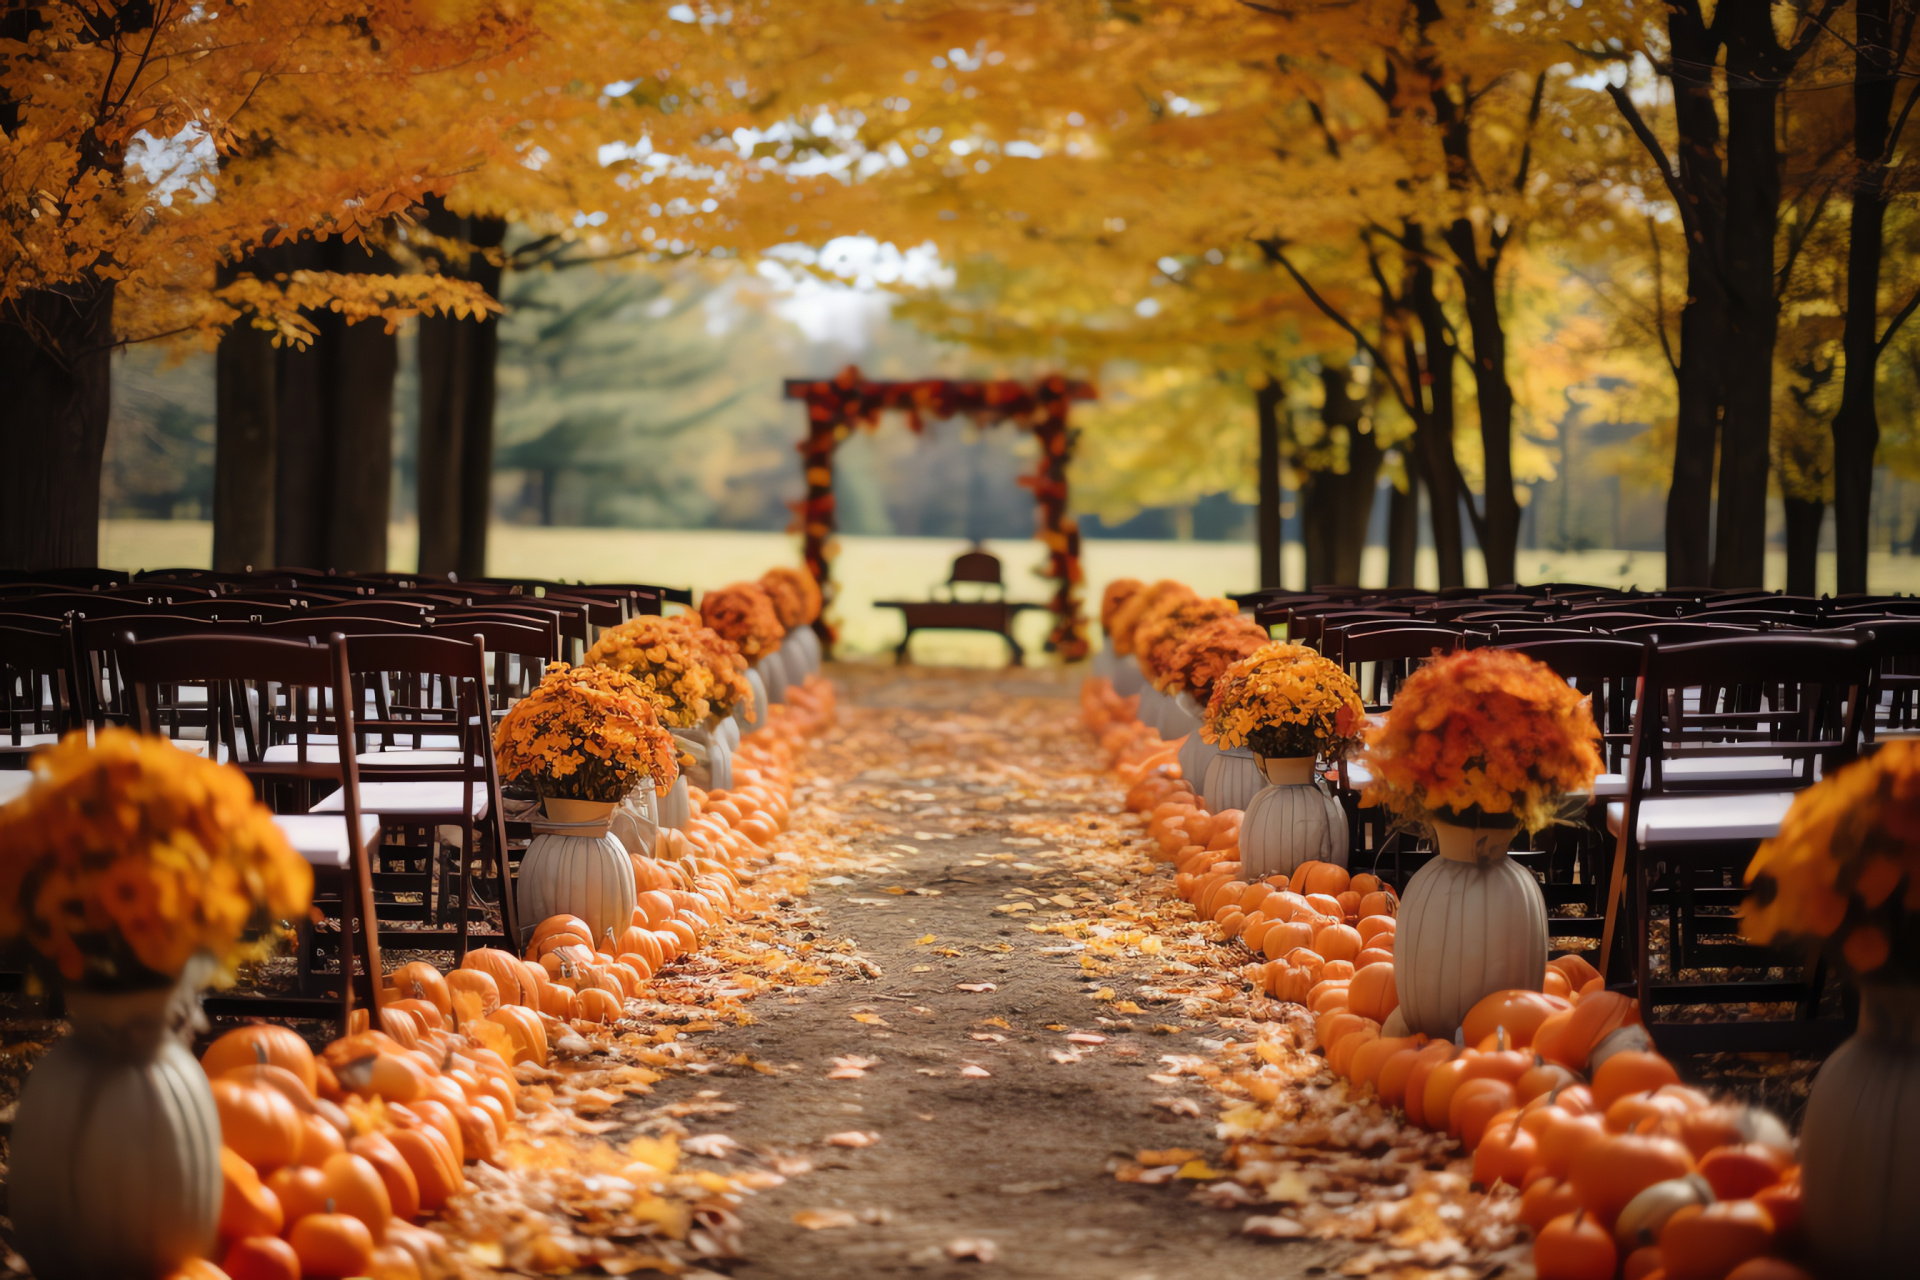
(783, 366, 1096, 660)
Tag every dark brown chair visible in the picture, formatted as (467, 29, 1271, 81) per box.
(119, 633, 382, 1030)
(0, 624, 80, 761)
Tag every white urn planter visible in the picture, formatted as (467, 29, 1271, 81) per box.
(611, 778, 660, 857)
(788, 625, 822, 675)
(516, 798, 637, 946)
(1802, 983, 1920, 1272)
(756, 651, 789, 704)
(738, 667, 769, 734)
(1113, 653, 1146, 698)
(658, 774, 692, 830)
(1177, 707, 1222, 796)
(1159, 689, 1201, 743)
(1093, 641, 1121, 682)
(715, 713, 741, 752)
(1203, 747, 1264, 813)
(11, 973, 223, 1280)
(1239, 755, 1348, 879)
(672, 724, 733, 793)
(1392, 819, 1547, 1038)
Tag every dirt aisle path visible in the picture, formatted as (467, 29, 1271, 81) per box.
(639, 668, 1349, 1279)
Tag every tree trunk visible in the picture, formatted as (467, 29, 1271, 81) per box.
(1256, 379, 1283, 591)
(1387, 467, 1419, 588)
(274, 237, 397, 572)
(417, 206, 506, 581)
(1783, 497, 1824, 596)
(1713, 9, 1787, 588)
(0, 282, 115, 569)
(1405, 231, 1465, 588)
(1834, 0, 1902, 597)
(213, 313, 277, 572)
(1298, 364, 1384, 589)
(1445, 218, 1520, 587)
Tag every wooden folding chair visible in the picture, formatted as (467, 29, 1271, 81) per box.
(119, 634, 382, 1030)
(1601, 633, 1872, 1054)
(0, 624, 79, 765)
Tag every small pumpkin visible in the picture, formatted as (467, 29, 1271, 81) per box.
(1347, 962, 1398, 1023)
(318, 1152, 392, 1243)
(1569, 1132, 1696, 1229)
(1658, 1200, 1775, 1280)
(266, 1163, 330, 1225)
(1535, 1209, 1616, 1280)
(219, 1145, 284, 1238)
(386, 1127, 460, 1210)
(211, 1077, 304, 1173)
(1591, 1049, 1681, 1110)
(576, 987, 623, 1023)
(348, 1132, 421, 1222)
(222, 1234, 300, 1280)
(203, 1026, 320, 1095)
(461, 950, 526, 1006)
(389, 962, 452, 1017)
(1461, 989, 1571, 1049)
(444, 969, 501, 1017)
(290, 1211, 375, 1279)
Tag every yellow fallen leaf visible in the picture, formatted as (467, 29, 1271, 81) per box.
(851, 1012, 889, 1026)
(793, 1209, 859, 1230)
(884, 886, 908, 895)
(1177, 1159, 1226, 1180)
(914, 934, 936, 945)
(1088, 987, 1116, 1000)
(977, 1016, 1011, 1029)
(1136, 1148, 1200, 1166)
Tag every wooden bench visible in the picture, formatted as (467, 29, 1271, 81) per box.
(875, 549, 1046, 665)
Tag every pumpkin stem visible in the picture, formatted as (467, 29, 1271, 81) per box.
(254, 1042, 268, 1064)
(326, 1197, 337, 1214)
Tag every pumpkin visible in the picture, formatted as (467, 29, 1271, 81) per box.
(370, 1243, 424, 1280)
(1357, 889, 1398, 919)
(1419, 1056, 1477, 1133)
(1518, 1056, 1581, 1103)
(576, 987, 623, 1023)
(1550, 952, 1603, 990)
(212, 1078, 304, 1172)
(317, 1152, 392, 1242)
(364, 1053, 432, 1104)
(1473, 1116, 1536, 1188)
(1312, 923, 1363, 964)
(1695, 1144, 1789, 1201)
(486, 1006, 548, 1065)
(1355, 947, 1396, 968)
(1320, 959, 1356, 982)
(266, 1163, 329, 1225)
(1570, 1133, 1696, 1229)
(1462, 989, 1571, 1049)
(1592, 1050, 1681, 1110)
(1537, 991, 1641, 1071)
(461, 950, 526, 1006)
(223, 1235, 300, 1280)
(1293, 861, 1352, 896)
(348, 1132, 421, 1222)
(386, 1128, 460, 1210)
(1261, 921, 1317, 961)
(662, 918, 700, 953)
(1269, 963, 1320, 1004)
(1348, 1034, 1422, 1091)
(386, 997, 446, 1032)
(634, 889, 677, 927)
(295, 1110, 347, 1166)
(444, 969, 501, 1018)
(1520, 1178, 1583, 1233)
(219, 1145, 284, 1238)
(1356, 915, 1396, 948)
(517, 827, 637, 948)
(1658, 1200, 1775, 1280)
(378, 1007, 422, 1049)
(1394, 854, 1547, 1038)
(1539, 1110, 1611, 1180)
(1614, 1174, 1717, 1251)
(203, 1026, 320, 1095)
(388, 963, 452, 1018)
(1303, 892, 1346, 918)
(1379, 1041, 1448, 1110)
(1449, 1078, 1518, 1148)
(290, 1212, 375, 1279)
(1534, 1209, 1616, 1280)
(1327, 1024, 1378, 1077)
(453, 1102, 499, 1164)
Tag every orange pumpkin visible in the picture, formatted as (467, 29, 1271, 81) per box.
(538, 982, 579, 1020)
(1658, 1200, 1775, 1280)
(529, 914, 593, 950)
(634, 889, 676, 927)
(1354, 946, 1396, 968)
(1519, 1177, 1582, 1233)
(219, 1145, 284, 1238)
(1348, 1033, 1423, 1090)
(1319, 958, 1356, 982)
(222, 1234, 300, 1280)
(294, 1109, 347, 1166)
(1293, 861, 1351, 896)
(1696, 1144, 1789, 1201)
(348, 1131, 421, 1222)
(1538, 991, 1640, 1071)
(290, 1212, 375, 1279)
(1382, 1041, 1450, 1111)
(576, 987, 623, 1023)
(387, 1127, 460, 1210)
(1349, 872, 1381, 895)
(1356, 915, 1396, 947)
(1313, 923, 1363, 964)
(388, 962, 452, 1017)
(1449, 1077, 1518, 1148)
(1327, 1023, 1378, 1077)
(1347, 962, 1399, 1023)
(1357, 889, 1399, 918)
(1461, 989, 1571, 1049)
(653, 926, 690, 960)
(266, 1162, 330, 1225)
(1591, 1049, 1681, 1110)
(1550, 952, 1603, 991)
(1473, 1115, 1536, 1189)
(1303, 892, 1346, 919)
(1569, 1133, 1696, 1229)
(1534, 1209, 1616, 1280)
(1538, 1109, 1610, 1180)
(1420, 1056, 1476, 1133)
(1261, 921, 1317, 960)
(203, 1026, 321, 1095)
(317, 1152, 392, 1242)
(461, 950, 525, 1006)
(444, 969, 500, 1017)
(212, 1077, 304, 1172)
(1269, 963, 1320, 1004)
(487, 1005, 548, 1064)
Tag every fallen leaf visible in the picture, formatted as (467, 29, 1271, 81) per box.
(1154, 1096, 1204, 1117)
(969, 1032, 1006, 1042)
(825, 1130, 879, 1147)
(978, 1016, 1011, 1029)
(1065, 1032, 1107, 1045)
(1242, 1215, 1307, 1240)
(681, 1133, 741, 1158)
(946, 1237, 1000, 1262)
(959, 1064, 992, 1078)
(914, 934, 937, 945)
(793, 1209, 859, 1231)
(955, 982, 997, 993)
(851, 1012, 889, 1026)
(1136, 1148, 1200, 1166)
(998, 1180, 1067, 1195)
(1177, 1159, 1226, 1180)
(1088, 987, 1115, 1000)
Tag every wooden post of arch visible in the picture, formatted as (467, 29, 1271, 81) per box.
(783, 367, 1094, 662)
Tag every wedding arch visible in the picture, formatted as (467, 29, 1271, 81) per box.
(783, 367, 1096, 660)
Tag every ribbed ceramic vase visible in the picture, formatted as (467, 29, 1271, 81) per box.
(715, 713, 741, 752)
(672, 724, 732, 792)
(756, 651, 789, 704)
(611, 778, 660, 857)
(516, 798, 637, 946)
(1802, 983, 1920, 1272)
(1203, 747, 1264, 813)
(739, 667, 769, 735)
(11, 972, 223, 1280)
(1393, 819, 1547, 1038)
(1174, 693, 1220, 792)
(1239, 756, 1347, 879)
(1158, 689, 1200, 743)
(1093, 642, 1121, 682)
(659, 774, 692, 830)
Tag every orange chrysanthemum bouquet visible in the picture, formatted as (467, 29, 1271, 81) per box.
(699, 582, 786, 658)
(1361, 648, 1602, 833)
(583, 616, 717, 728)
(1743, 740, 1920, 980)
(0, 729, 312, 990)
(493, 663, 680, 803)
(1203, 643, 1366, 761)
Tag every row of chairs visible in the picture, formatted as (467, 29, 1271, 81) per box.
(1240, 586, 1920, 1056)
(0, 570, 689, 1031)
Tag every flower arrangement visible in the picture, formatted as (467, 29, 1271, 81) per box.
(761, 566, 822, 626)
(1360, 648, 1602, 832)
(1165, 614, 1272, 702)
(493, 663, 680, 802)
(699, 582, 786, 658)
(583, 617, 716, 728)
(0, 729, 313, 989)
(664, 614, 755, 722)
(1202, 643, 1365, 760)
(1138, 597, 1241, 692)
(1108, 579, 1195, 657)
(1099, 578, 1143, 638)
(1743, 740, 1920, 980)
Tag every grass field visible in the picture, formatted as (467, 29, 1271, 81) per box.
(100, 520, 1920, 664)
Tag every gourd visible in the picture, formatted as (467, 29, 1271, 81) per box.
(518, 816, 639, 945)
(1393, 850, 1547, 1038)
(1237, 768, 1347, 879)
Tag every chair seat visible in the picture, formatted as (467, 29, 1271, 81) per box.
(262, 744, 469, 766)
(273, 814, 383, 869)
(0, 732, 60, 755)
(311, 781, 489, 820)
(273, 733, 461, 752)
(0, 770, 34, 805)
(1591, 755, 1800, 798)
(1604, 792, 1798, 845)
